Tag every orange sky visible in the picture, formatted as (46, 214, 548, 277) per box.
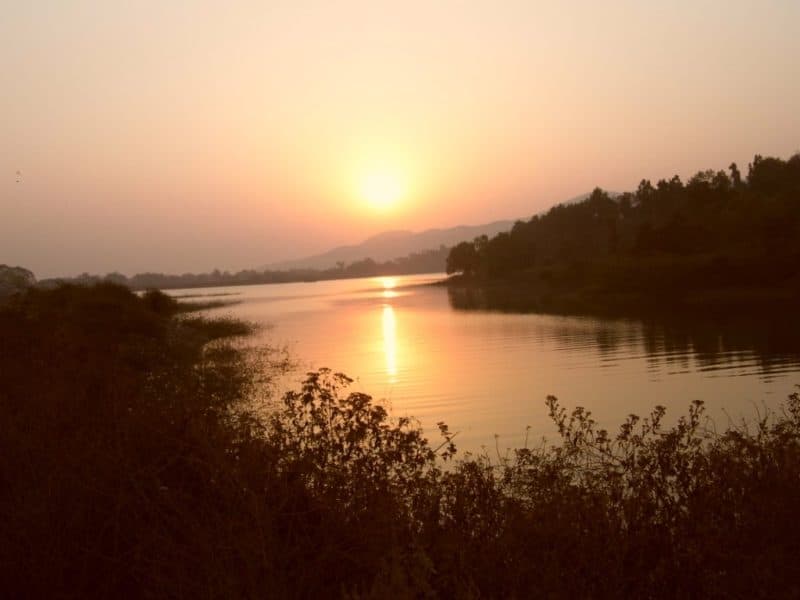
(2, 1, 799, 277)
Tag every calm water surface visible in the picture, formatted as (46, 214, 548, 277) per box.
(172, 274, 800, 454)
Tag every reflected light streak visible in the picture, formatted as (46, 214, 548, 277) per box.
(380, 276, 398, 299)
(382, 304, 398, 382)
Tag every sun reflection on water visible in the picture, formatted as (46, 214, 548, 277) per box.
(382, 304, 397, 382)
(380, 276, 399, 299)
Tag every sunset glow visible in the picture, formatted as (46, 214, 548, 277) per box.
(2, 1, 799, 279)
(380, 276, 398, 298)
(382, 304, 398, 382)
(4, 2, 800, 595)
(359, 169, 406, 211)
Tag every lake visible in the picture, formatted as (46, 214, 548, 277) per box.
(172, 273, 800, 455)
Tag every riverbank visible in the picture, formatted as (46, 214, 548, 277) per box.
(440, 253, 800, 317)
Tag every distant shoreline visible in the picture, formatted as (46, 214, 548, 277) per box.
(40, 268, 449, 293)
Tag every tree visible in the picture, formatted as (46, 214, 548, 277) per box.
(446, 241, 479, 276)
(729, 162, 742, 188)
(0, 265, 36, 297)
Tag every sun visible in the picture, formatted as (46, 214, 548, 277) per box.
(359, 169, 405, 210)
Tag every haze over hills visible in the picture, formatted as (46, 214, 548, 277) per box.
(264, 194, 598, 271)
(263, 220, 517, 271)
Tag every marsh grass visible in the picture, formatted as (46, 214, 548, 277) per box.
(1, 283, 799, 597)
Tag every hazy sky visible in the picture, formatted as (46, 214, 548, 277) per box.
(2, 1, 799, 277)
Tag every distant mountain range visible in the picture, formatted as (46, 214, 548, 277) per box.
(263, 220, 519, 271)
(264, 193, 601, 271)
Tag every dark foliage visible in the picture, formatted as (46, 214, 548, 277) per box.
(446, 153, 800, 311)
(0, 284, 268, 597)
(0, 264, 36, 298)
(2, 284, 800, 597)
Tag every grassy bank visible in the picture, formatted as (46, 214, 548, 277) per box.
(1, 283, 799, 597)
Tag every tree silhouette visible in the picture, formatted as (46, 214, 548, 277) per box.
(445, 152, 800, 306)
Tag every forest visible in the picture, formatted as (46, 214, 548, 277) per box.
(446, 153, 800, 312)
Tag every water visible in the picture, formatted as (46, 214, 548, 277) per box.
(171, 274, 800, 455)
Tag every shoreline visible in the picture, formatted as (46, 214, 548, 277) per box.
(438, 274, 800, 318)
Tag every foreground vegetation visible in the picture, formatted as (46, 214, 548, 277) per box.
(2, 284, 800, 597)
(446, 153, 800, 312)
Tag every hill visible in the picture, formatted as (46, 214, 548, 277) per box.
(264, 220, 517, 270)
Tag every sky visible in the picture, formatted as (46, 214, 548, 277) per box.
(2, 1, 799, 278)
